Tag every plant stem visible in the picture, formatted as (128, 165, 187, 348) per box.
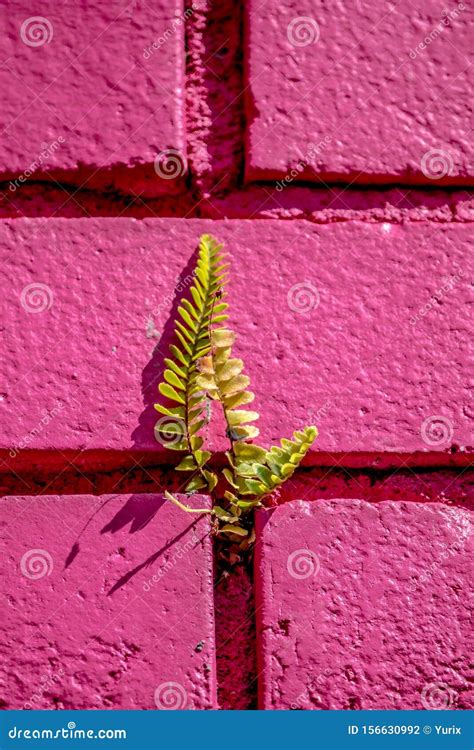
(165, 492, 212, 514)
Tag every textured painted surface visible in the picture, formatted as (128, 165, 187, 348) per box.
(0, 219, 471, 470)
(245, 0, 473, 184)
(0, 493, 216, 709)
(0, 0, 186, 196)
(0, 0, 472, 713)
(255, 499, 473, 709)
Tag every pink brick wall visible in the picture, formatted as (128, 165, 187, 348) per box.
(0, 0, 472, 711)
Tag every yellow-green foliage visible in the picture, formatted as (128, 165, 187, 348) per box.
(155, 234, 317, 544)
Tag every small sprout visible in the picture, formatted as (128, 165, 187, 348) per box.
(155, 235, 318, 547)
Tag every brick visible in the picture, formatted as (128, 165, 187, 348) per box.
(0, 1, 186, 196)
(245, 0, 473, 184)
(0, 219, 471, 469)
(255, 498, 473, 709)
(0, 493, 216, 709)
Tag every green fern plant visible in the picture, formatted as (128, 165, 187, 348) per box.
(155, 234, 317, 545)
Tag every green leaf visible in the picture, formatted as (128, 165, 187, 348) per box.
(164, 439, 188, 451)
(236, 499, 261, 510)
(155, 421, 185, 436)
(223, 391, 255, 409)
(254, 463, 273, 486)
(194, 450, 211, 467)
(220, 374, 250, 396)
(212, 329, 235, 347)
(154, 403, 185, 418)
(189, 419, 206, 436)
(178, 306, 197, 330)
(185, 475, 208, 492)
(223, 468, 239, 488)
(176, 455, 197, 471)
(213, 506, 239, 522)
(204, 470, 218, 491)
(227, 410, 259, 426)
(164, 358, 186, 379)
(159, 383, 185, 404)
(229, 425, 260, 440)
(224, 490, 239, 503)
(220, 524, 248, 537)
(280, 462, 296, 478)
(164, 369, 185, 391)
(244, 478, 267, 495)
(169, 344, 189, 367)
(234, 443, 267, 462)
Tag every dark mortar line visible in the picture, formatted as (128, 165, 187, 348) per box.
(0, 459, 471, 498)
(248, 179, 474, 192)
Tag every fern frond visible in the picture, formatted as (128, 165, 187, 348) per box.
(196, 328, 260, 447)
(234, 425, 318, 497)
(155, 234, 228, 492)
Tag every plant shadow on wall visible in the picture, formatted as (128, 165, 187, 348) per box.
(65, 235, 317, 590)
(63, 253, 204, 588)
(153, 234, 318, 562)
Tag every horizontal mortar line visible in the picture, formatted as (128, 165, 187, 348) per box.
(249, 178, 474, 191)
(2, 176, 472, 195)
(0, 449, 472, 498)
(1, 178, 472, 213)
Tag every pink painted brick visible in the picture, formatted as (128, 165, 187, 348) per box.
(245, 0, 473, 184)
(0, 1, 186, 196)
(0, 493, 216, 709)
(255, 498, 473, 709)
(0, 219, 471, 469)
